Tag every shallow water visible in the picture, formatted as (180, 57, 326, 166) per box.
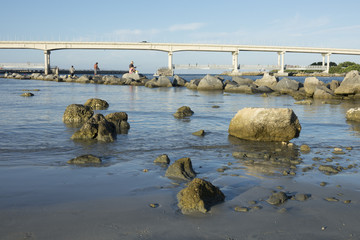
(0, 75, 360, 238)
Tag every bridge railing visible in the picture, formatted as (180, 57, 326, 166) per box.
(0, 63, 44, 69)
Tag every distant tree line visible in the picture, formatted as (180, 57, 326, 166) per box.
(328, 61, 360, 73)
(310, 61, 337, 67)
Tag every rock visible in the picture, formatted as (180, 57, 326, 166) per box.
(328, 80, 340, 91)
(165, 157, 196, 180)
(300, 144, 311, 152)
(294, 100, 313, 105)
(295, 193, 310, 201)
(192, 130, 205, 136)
(71, 114, 117, 142)
(76, 75, 91, 83)
(197, 74, 224, 91)
(232, 76, 254, 85)
(105, 112, 130, 134)
(334, 70, 360, 95)
(122, 73, 141, 81)
(145, 76, 173, 88)
(234, 206, 249, 212)
(177, 178, 225, 214)
(84, 98, 109, 110)
(21, 92, 34, 97)
(224, 83, 259, 94)
(67, 154, 101, 164)
(254, 73, 278, 89)
(304, 77, 325, 95)
(62, 104, 94, 126)
(173, 75, 187, 87)
(173, 106, 194, 119)
(266, 191, 289, 205)
(257, 85, 274, 93)
(274, 77, 300, 93)
(185, 78, 201, 90)
(319, 165, 341, 174)
(154, 154, 170, 164)
(228, 108, 301, 142)
(346, 108, 360, 122)
(313, 86, 335, 99)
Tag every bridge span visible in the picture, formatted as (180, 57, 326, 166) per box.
(0, 41, 359, 75)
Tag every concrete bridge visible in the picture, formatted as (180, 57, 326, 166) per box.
(1, 41, 360, 75)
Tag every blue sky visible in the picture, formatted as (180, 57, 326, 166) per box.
(1, 0, 360, 73)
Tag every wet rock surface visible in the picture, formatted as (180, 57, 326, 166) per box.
(346, 107, 360, 122)
(63, 104, 94, 126)
(84, 98, 109, 110)
(67, 154, 102, 164)
(70, 113, 117, 142)
(173, 106, 194, 119)
(154, 154, 170, 164)
(165, 157, 196, 180)
(177, 178, 225, 214)
(105, 112, 130, 134)
(266, 191, 289, 205)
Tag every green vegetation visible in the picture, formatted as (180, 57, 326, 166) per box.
(310, 61, 337, 67)
(329, 61, 360, 73)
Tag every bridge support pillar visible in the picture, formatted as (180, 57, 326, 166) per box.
(277, 51, 285, 73)
(44, 50, 51, 75)
(232, 51, 239, 73)
(325, 53, 331, 73)
(168, 51, 173, 71)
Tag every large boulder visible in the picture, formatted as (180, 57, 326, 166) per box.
(346, 108, 360, 122)
(145, 76, 172, 88)
(197, 74, 224, 91)
(173, 106, 194, 119)
(232, 76, 254, 85)
(304, 77, 325, 95)
(63, 104, 94, 126)
(177, 178, 225, 214)
(224, 82, 259, 94)
(122, 73, 141, 81)
(334, 70, 360, 95)
(273, 77, 300, 93)
(76, 75, 91, 83)
(165, 157, 196, 180)
(185, 78, 201, 90)
(228, 108, 301, 142)
(173, 75, 187, 87)
(105, 112, 130, 134)
(254, 73, 278, 89)
(313, 86, 335, 99)
(84, 98, 109, 110)
(71, 114, 116, 142)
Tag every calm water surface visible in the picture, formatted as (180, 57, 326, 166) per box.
(0, 75, 359, 208)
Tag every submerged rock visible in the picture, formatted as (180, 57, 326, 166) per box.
(63, 104, 94, 126)
(228, 108, 301, 142)
(165, 157, 196, 180)
(71, 113, 116, 142)
(173, 106, 194, 119)
(84, 98, 109, 110)
(21, 92, 34, 97)
(192, 129, 205, 136)
(177, 178, 225, 214)
(67, 154, 101, 164)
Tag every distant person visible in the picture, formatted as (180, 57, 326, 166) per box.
(129, 61, 136, 74)
(94, 62, 100, 75)
(69, 65, 75, 77)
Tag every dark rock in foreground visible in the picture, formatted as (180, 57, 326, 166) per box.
(71, 114, 116, 142)
(105, 112, 130, 134)
(63, 104, 94, 126)
(67, 154, 101, 164)
(165, 157, 196, 180)
(177, 178, 225, 214)
(173, 106, 194, 119)
(154, 154, 170, 164)
(266, 191, 289, 205)
(346, 108, 360, 122)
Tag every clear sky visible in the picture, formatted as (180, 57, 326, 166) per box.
(1, 0, 360, 73)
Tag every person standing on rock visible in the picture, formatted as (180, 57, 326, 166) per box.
(94, 62, 100, 75)
(129, 61, 136, 73)
(69, 65, 75, 77)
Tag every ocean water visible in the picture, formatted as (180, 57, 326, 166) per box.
(0, 74, 359, 210)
